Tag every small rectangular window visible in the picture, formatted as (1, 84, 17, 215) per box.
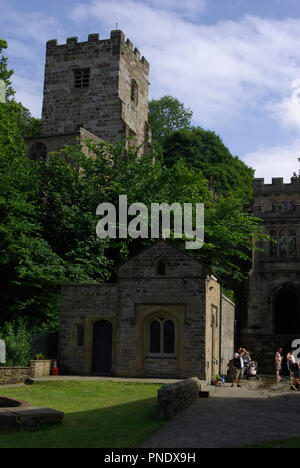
(77, 325, 84, 347)
(73, 69, 90, 88)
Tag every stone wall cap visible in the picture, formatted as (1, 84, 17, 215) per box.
(222, 294, 235, 307)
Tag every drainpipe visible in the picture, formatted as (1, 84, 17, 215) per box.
(219, 282, 223, 376)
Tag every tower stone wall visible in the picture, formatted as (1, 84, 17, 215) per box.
(241, 177, 300, 372)
(25, 30, 151, 159)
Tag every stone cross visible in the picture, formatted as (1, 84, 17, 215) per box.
(0, 339, 6, 364)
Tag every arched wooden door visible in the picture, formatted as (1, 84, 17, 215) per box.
(92, 320, 113, 374)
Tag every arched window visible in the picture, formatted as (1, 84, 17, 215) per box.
(156, 259, 166, 276)
(269, 230, 297, 258)
(28, 142, 47, 161)
(149, 318, 175, 355)
(131, 79, 138, 105)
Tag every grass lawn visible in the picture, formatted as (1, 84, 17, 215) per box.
(0, 381, 166, 448)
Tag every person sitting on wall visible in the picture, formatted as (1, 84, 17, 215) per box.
(231, 348, 248, 388)
(290, 377, 300, 391)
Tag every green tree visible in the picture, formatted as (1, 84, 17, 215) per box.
(18, 107, 41, 137)
(161, 127, 254, 201)
(0, 101, 65, 329)
(0, 39, 14, 99)
(0, 318, 32, 366)
(148, 96, 193, 143)
(44, 139, 263, 284)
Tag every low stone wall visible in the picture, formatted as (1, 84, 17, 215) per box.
(29, 360, 51, 378)
(157, 377, 201, 420)
(0, 367, 30, 386)
(0, 360, 51, 385)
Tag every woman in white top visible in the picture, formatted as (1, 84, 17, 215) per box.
(275, 348, 283, 382)
(287, 349, 297, 378)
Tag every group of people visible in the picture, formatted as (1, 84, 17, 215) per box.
(275, 347, 300, 391)
(230, 347, 257, 387)
(230, 346, 300, 391)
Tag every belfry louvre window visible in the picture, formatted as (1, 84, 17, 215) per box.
(73, 68, 90, 88)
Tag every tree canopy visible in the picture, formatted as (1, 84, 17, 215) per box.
(161, 127, 255, 201)
(0, 39, 14, 99)
(148, 95, 193, 143)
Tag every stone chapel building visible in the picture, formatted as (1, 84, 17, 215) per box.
(59, 241, 235, 381)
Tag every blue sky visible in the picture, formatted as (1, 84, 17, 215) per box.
(2, 0, 300, 182)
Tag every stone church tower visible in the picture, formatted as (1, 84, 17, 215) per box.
(241, 176, 300, 372)
(25, 30, 152, 159)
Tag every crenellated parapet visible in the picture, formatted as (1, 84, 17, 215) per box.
(254, 177, 300, 195)
(46, 30, 149, 72)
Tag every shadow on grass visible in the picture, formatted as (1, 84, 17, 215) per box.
(0, 397, 166, 449)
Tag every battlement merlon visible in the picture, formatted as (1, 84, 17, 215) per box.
(253, 203, 300, 218)
(254, 177, 300, 195)
(45, 30, 150, 72)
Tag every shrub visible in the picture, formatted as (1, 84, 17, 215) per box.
(0, 318, 32, 366)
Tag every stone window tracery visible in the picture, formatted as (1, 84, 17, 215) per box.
(269, 230, 297, 258)
(149, 318, 175, 355)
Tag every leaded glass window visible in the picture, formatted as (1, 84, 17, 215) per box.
(150, 320, 161, 353)
(163, 320, 175, 354)
(269, 229, 297, 258)
(279, 231, 288, 257)
(149, 318, 175, 355)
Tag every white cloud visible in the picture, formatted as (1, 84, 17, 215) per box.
(243, 139, 300, 183)
(146, 0, 207, 19)
(69, 3, 300, 127)
(1, 10, 64, 43)
(268, 79, 300, 132)
(12, 74, 43, 118)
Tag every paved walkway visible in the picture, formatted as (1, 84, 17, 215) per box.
(142, 378, 300, 448)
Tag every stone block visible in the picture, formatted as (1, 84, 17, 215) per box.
(0, 407, 64, 431)
(157, 377, 201, 420)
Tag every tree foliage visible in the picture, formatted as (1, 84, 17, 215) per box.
(161, 127, 254, 201)
(148, 95, 193, 143)
(0, 41, 263, 331)
(0, 39, 14, 99)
